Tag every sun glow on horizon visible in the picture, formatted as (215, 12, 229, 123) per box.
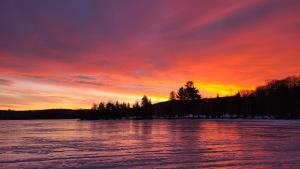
(195, 82, 255, 97)
(0, 77, 256, 110)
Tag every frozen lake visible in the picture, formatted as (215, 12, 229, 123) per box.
(0, 119, 300, 169)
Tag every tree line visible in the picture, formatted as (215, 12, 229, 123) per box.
(81, 76, 300, 120)
(0, 76, 298, 120)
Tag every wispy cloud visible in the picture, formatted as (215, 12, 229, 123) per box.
(0, 79, 13, 86)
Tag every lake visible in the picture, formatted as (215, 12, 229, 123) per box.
(0, 119, 300, 169)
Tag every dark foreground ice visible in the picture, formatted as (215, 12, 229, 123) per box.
(0, 119, 300, 169)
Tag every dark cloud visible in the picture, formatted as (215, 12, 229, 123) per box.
(72, 75, 97, 80)
(75, 80, 103, 86)
(0, 78, 13, 86)
(20, 74, 106, 87)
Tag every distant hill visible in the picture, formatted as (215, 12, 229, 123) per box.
(0, 109, 88, 120)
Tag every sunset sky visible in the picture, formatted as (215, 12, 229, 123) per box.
(0, 0, 299, 110)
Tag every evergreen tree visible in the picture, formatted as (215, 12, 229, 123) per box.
(176, 81, 201, 100)
(133, 101, 140, 108)
(98, 102, 105, 112)
(141, 95, 151, 107)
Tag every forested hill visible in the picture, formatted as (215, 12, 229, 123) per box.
(81, 96, 299, 120)
(0, 94, 299, 120)
(151, 96, 300, 119)
(82, 76, 300, 120)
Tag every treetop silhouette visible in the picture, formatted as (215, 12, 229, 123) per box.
(141, 95, 152, 107)
(176, 81, 201, 100)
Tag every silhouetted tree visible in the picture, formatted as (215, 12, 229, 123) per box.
(106, 102, 115, 111)
(115, 101, 120, 110)
(98, 102, 105, 112)
(127, 103, 131, 109)
(177, 87, 187, 100)
(176, 81, 201, 100)
(133, 101, 140, 108)
(141, 95, 151, 107)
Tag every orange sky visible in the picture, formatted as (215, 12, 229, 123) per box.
(0, 0, 299, 110)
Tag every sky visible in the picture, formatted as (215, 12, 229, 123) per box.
(0, 0, 299, 110)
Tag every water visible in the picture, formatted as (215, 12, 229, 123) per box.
(0, 119, 300, 169)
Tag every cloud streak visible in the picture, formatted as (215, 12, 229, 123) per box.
(0, 79, 13, 86)
(0, 0, 299, 109)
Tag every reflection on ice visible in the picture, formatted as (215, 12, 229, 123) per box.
(0, 119, 300, 169)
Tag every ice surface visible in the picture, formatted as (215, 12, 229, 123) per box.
(0, 119, 300, 169)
